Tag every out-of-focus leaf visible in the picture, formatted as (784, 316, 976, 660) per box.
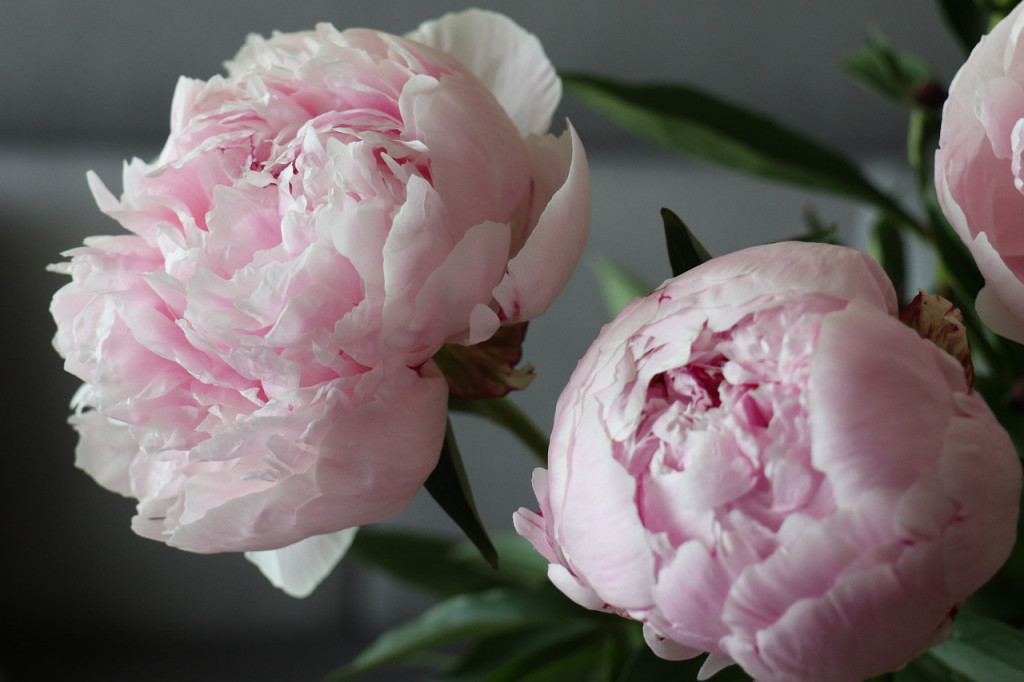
(440, 620, 600, 682)
(843, 31, 935, 106)
(325, 587, 589, 680)
(448, 532, 549, 587)
(563, 73, 902, 216)
(425, 419, 498, 569)
(348, 529, 543, 598)
(513, 636, 610, 682)
(870, 214, 908, 305)
(928, 612, 1024, 680)
(867, 651, 972, 681)
(786, 209, 841, 244)
(908, 107, 943, 189)
(935, 0, 990, 55)
(662, 207, 712, 277)
(589, 253, 653, 319)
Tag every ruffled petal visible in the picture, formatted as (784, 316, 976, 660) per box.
(407, 9, 560, 136)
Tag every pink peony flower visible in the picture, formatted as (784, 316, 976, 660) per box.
(936, 2, 1024, 343)
(514, 243, 1020, 682)
(50, 9, 589, 596)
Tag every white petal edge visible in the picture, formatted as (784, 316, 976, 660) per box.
(244, 527, 357, 598)
(407, 9, 561, 137)
(642, 623, 703, 661)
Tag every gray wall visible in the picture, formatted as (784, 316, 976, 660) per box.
(4, 1, 961, 148)
(1, 2, 962, 680)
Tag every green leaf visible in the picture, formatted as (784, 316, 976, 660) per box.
(843, 31, 934, 106)
(869, 214, 908, 305)
(448, 532, 550, 587)
(935, 0, 990, 55)
(512, 636, 611, 682)
(883, 651, 973, 681)
(908, 107, 942, 190)
(662, 208, 712, 277)
(589, 253, 653, 319)
(440, 621, 600, 682)
(787, 209, 841, 244)
(326, 587, 589, 680)
(425, 419, 498, 569)
(928, 612, 1024, 681)
(348, 528, 539, 598)
(563, 73, 901, 215)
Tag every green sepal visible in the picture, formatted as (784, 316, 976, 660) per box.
(424, 419, 498, 569)
(662, 208, 712, 277)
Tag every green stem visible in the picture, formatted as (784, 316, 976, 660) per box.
(449, 396, 550, 465)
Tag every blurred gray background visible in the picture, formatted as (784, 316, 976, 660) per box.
(2, 1, 962, 680)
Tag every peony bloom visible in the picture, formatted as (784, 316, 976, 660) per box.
(50, 9, 588, 596)
(936, 2, 1024, 343)
(515, 243, 1020, 681)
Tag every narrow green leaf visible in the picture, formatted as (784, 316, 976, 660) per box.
(448, 395, 549, 464)
(588, 253, 653, 319)
(843, 31, 934, 106)
(513, 636, 611, 682)
(908, 107, 942, 190)
(869, 215, 908, 305)
(425, 419, 498, 569)
(787, 209, 841, 244)
(563, 73, 900, 215)
(440, 621, 599, 682)
(662, 208, 712, 277)
(929, 612, 1024, 681)
(935, 0, 990, 55)
(886, 651, 973, 681)
(326, 587, 588, 680)
(594, 630, 635, 682)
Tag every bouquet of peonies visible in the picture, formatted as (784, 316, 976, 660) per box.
(48, 3, 1024, 681)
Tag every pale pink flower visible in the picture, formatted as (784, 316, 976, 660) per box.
(50, 9, 589, 596)
(936, 2, 1024, 343)
(515, 243, 1020, 681)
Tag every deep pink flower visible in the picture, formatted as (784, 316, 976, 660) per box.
(936, 3, 1024, 343)
(50, 9, 589, 596)
(515, 242, 1019, 681)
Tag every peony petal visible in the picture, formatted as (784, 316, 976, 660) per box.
(407, 9, 560, 136)
(558, 429, 655, 609)
(809, 303, 966, 505)
(245, 527, 357, 598)
(492, 124, 590, 323)
(643, 623, 703, 662)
